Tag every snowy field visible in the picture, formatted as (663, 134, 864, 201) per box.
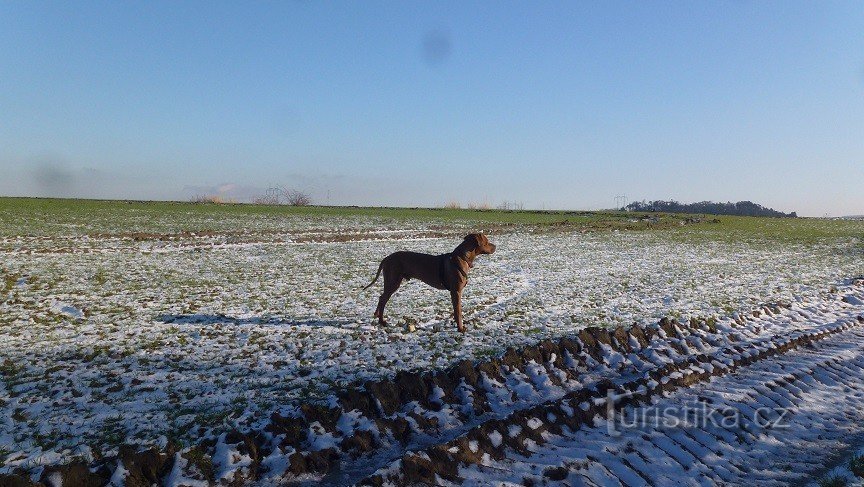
(1, 202, 863, 473)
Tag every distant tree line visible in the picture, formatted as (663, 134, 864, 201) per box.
(625, 200, 797, 218)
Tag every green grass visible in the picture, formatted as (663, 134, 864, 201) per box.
(0, 359, 22, 379)
(668, 214, 864, 244)
(2, 197, 863, 246)
(0, 196, 691, 235)
(0, 196, 600, 224)
(1, 270, 18, 298)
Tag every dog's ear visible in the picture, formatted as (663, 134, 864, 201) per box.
(463, 233, 480, 245)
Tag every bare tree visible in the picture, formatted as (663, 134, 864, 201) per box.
(284, 189, 312, 206)
(253, 187, 282, 205)
(252, 195, 278, 205)
(253, 187, 312, 206)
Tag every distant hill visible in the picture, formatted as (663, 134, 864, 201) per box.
(625, 200, 797, 218)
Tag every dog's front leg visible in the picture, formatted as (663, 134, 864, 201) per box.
(450, 290, 464, 332)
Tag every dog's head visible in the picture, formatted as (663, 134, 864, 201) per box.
(463, 233, 496, 255)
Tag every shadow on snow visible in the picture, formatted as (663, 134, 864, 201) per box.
(155, 313, 356, 328)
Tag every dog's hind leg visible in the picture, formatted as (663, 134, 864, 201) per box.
(374, 272, 401, 325)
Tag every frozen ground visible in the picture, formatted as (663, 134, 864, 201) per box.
(372, 285, 864, 486)
(1, 209, 863, 475)
(813, 444, 864, 487)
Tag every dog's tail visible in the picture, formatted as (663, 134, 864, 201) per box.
(362, 262, 384, 290)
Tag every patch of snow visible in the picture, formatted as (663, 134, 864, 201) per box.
(489, 430, 503, 448)
(109, 461, 128, 486)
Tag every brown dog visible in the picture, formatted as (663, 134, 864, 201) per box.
(363, 233, 496, 332)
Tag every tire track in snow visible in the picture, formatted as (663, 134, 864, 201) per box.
(362, 297, 864, 485)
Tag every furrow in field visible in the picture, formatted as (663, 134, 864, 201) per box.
(361, 295, 864, 486)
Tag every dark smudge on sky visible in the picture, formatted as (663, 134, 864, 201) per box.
(32, 161, 75, 194)
(421, 30, 451, 66)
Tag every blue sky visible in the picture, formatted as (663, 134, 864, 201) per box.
(1, 1, 862, 216)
